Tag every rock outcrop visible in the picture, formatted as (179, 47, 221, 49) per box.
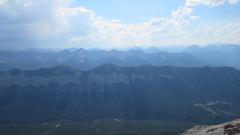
(182, 119, 240, 135)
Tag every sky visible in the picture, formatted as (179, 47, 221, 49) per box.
(0, 0, 240, 49)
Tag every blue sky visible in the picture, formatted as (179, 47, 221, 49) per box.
(74, 0, 240, 23)
(195, 4, 240, 23)
(74, 0, 183, 23)
(0, 0, 240, 49)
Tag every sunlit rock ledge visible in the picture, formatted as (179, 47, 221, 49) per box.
(182, 119, 240, 135)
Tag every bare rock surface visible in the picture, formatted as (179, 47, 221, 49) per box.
(182, 119, 240, 135)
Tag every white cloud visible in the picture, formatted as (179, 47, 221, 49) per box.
(170, 7, 196, 28)
(55, 7, 95, 35)
(188, 22, 240, 45)
(65, 6, 198, 49)
(185, 0, 239, 7)
(171, 7, 193, 19)
(0, 0, 239, 49)
(0, 0, 73, 48)
(228, 0, 239, 4)
(0, 0, 8, 7)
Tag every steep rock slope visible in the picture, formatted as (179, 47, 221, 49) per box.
(0, 64, 240, 123)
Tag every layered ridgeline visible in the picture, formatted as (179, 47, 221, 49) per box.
(0, 64, 240, 123)
(1, 45, 240, 71)
(0, 48, 203, 71)
(186, 45, 240, 69)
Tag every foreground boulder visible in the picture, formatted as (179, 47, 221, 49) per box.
(182, 119, 240, 135)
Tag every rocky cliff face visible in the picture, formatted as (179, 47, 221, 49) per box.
(182, 119, 240, 135)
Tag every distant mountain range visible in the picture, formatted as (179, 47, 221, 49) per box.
(0, 64, 240, 123)
(0, 45, 240, 71)
(0, 48, 203, 71)
(185, 45, 240, 69)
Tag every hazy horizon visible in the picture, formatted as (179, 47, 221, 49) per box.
(0, 44, 239, 52)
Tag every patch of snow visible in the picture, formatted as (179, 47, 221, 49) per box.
(114, 119, 121, 122)
(93, 119, 101, 123)
(55, 123, 61, 128)
(206, 101, 232, 106)
(42, 122, 48, 125)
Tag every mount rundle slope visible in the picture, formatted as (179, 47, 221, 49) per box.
(0, 64, 240, 123)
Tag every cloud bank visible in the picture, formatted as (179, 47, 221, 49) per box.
(0, 0, 239, 49)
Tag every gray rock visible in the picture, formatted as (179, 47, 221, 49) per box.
(182, 119, 240, 135)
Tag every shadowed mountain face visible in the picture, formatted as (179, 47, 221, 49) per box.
(0, 49, 203, 71)
(0, 64, 240, 123)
